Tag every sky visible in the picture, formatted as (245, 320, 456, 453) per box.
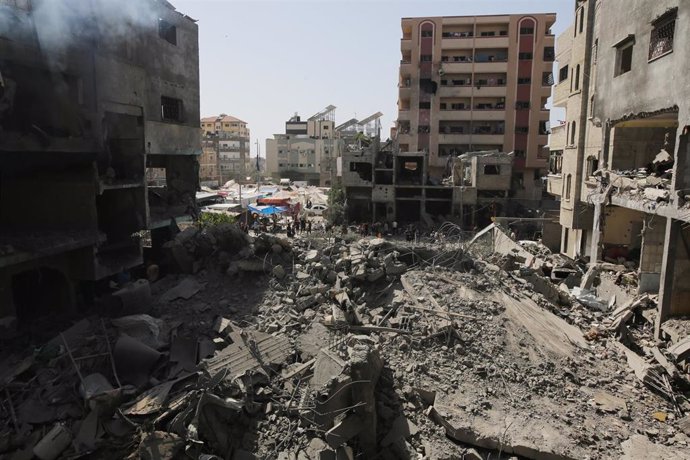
(175, 0, 574, 158)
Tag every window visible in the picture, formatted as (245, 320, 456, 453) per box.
(419, 102, 431, 109)
(539, 121, 549, 135)
(565, 174, 572, 200)
(515, 126, 529, 134)
(158, 19, 177, 45)
(518, 77, 531, 84)
(514, 150, 525, 158)
(480, 31, 496, 37)
(542, 72, 554, 86)
(559, 65, 569, 82)
(579, 7, 585, 34)
(574, 64, 580, 90)
(649, 9, 676, 61)
(586, 155, 600, 177)
(520, 27, 534, 34)
(161, 96, 182, 122)
(519, 52, 533, 60)
(615, 37, 634, 76)
(543, 47, 555, 62)
(516, 101, 530, 110)
(420, 54, 432, 62)
(570, 121, 577, 145)
(484, 165, 500, 175)
(593, 39, 599, 63)
(549, 151, 563, 174)
(421, 30, 433, 37)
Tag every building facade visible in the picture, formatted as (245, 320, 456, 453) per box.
(265, 106, 342, 186)
(547, 0, 690, 334)
(396, 14, 556, 207)
(547, 0, 602, 259)
(0, 0, 201, 320)
(200, 114, 251, 183)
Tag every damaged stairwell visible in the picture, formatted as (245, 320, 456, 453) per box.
(1, 223, 690, 459)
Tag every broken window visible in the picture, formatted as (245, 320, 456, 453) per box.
(349, 162, 372, 181)
(403, 162, 418, 171)
(615, 37, 634, 76)
(559, 65, 569, 82)
(586, 155, 599, 177)
(158, 19, 177, 46)
(484, 164, 500, 175)
(649, 9, 676, 61)
(549, 151, 563, 174)
(161, 96, 183, 122)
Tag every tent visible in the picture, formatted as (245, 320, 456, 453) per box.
(248, 205, 287, 215)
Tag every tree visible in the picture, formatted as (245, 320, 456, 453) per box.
(326, 183, 346, 225)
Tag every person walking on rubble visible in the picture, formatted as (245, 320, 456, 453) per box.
(307, 220, 312, 234)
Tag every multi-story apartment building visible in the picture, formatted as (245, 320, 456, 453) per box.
(547, 0, 690, 334)
(200, 114, 251, 183)
(396, 14, 556, 209)
(0, 0, 201, 321)
(265, 106, 343, 186)
(547, 0, 602, 259)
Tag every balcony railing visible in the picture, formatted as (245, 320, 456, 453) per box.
(442, 31, 474, 38)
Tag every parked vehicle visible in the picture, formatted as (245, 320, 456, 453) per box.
(306, 204, 328, 216)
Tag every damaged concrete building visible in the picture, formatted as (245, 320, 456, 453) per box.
(0, 0, 201, 320)
(395, 14, 557, 211)
(341, 139, 514, 226)
(546, 0, 690, 334)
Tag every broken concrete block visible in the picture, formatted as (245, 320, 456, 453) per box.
(112, 279, 152, 315)
(325, 414, 363, 449)
(114, 335, 162, 386)
(160, 277, 203, 302)
(380, 414, 419, 446)
(367, 268, 385, 282)
(273, 265, 286, 279)
(137, 431, 183, 460)
(668, 336, 690, 363)
(463, 449, 482, 460)
(33, 423, 72, 460)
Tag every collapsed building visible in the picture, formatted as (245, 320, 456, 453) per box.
(341, 140, 516, 228)
(0, 0, 201, 321)
(546, 0, 690, 335)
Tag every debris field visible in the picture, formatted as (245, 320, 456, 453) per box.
(1, 223, 690, 460)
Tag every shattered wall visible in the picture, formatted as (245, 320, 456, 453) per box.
(609, 126, 675, 171)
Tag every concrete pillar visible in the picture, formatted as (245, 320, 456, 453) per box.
(589, 201, 603, 263)
(655, 217, 679, 337)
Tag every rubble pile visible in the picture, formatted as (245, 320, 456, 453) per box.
(1, 227, 690, 459)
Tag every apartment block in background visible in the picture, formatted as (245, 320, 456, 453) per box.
(396, 14, 556, 211)
(200, 114, 251, 184)
(0, 0, 201, 321)
(266, 105, 368, 187)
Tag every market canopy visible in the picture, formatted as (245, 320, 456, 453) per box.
(248, 205, 288, 215)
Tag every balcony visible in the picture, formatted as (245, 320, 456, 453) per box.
(546, 174, 563, 196)
(437, 110, 473, 121)
(472, 85, 508, 97)
(397, 110, 410, 121)
(400, 61, 412, 73)
(399, 86, 410, 99)
(473, 36, 509, 48)
(553, 81, 569, 107)
(470, 133, 505, 144)
(473, 61, 509, 73)
(438, 133, 472, 144)
(438, 85, 473, 98)
(441, 61, 473, 73)
(441, 36, 474, 49)
(401, 38, 411, 51)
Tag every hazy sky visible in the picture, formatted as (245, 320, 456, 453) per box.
(175, 0, 574, 157)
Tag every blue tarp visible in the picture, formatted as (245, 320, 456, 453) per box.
(248, 205, 288, 215)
